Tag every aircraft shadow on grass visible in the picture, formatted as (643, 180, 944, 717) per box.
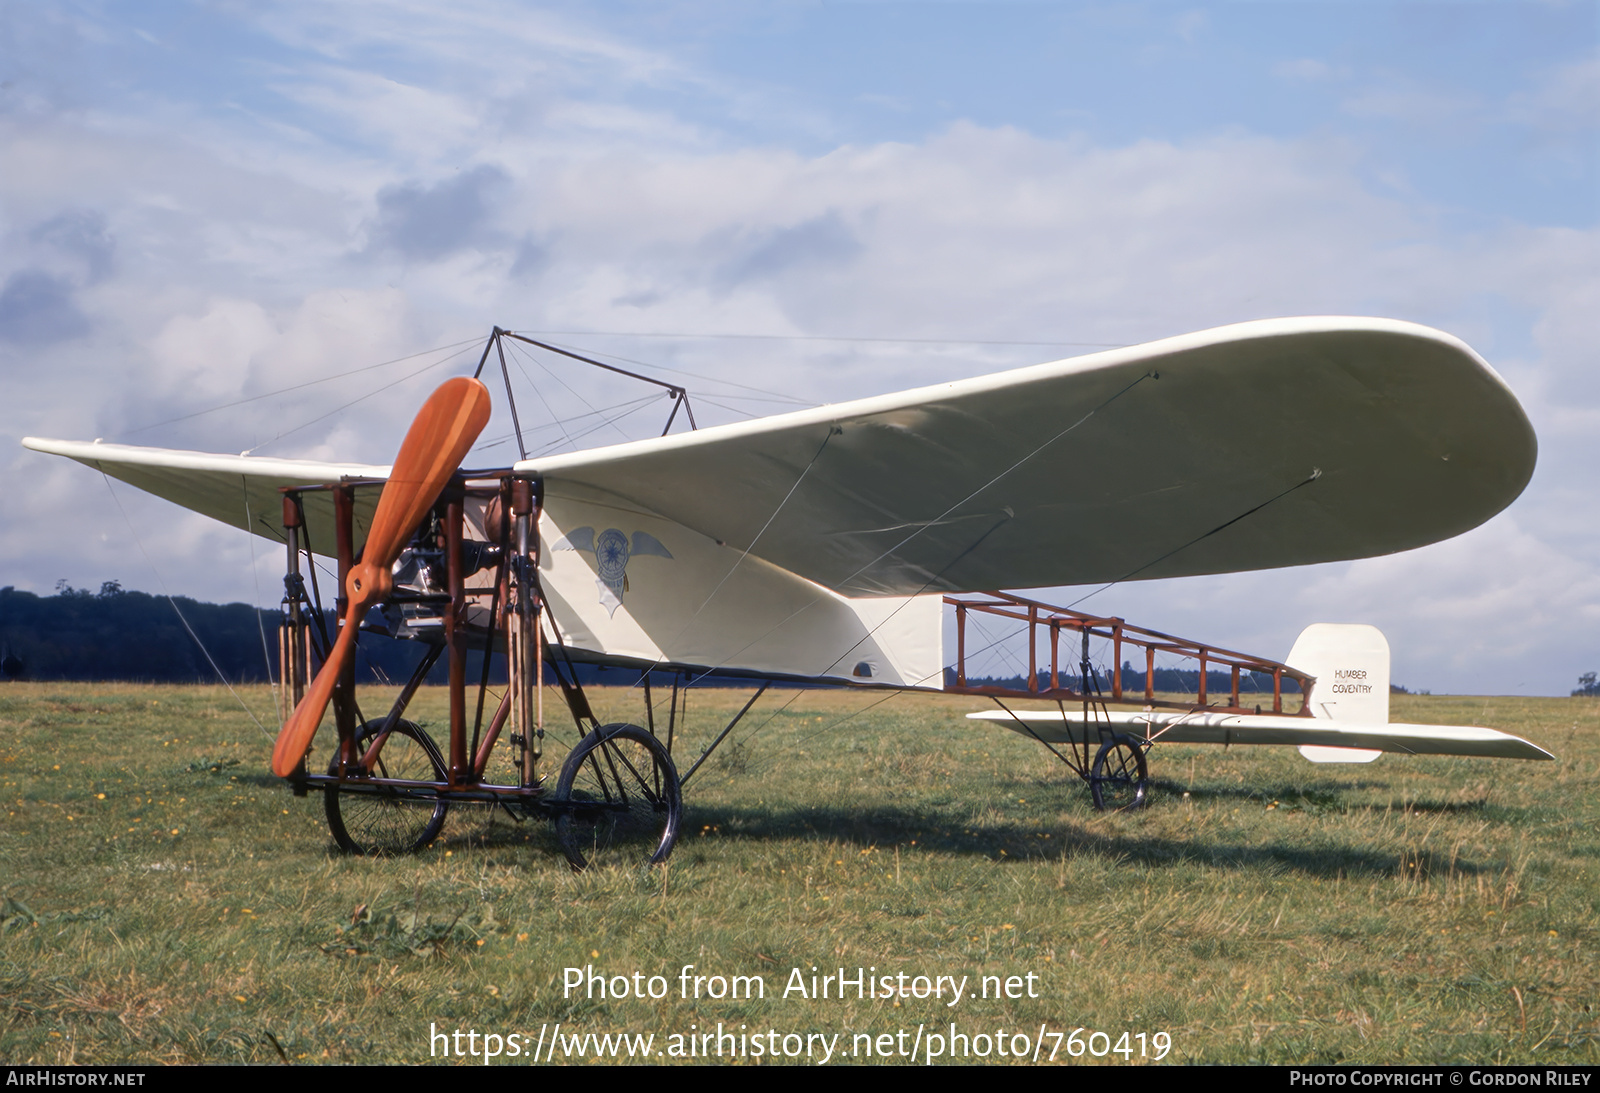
(430, 797, 1494, 881)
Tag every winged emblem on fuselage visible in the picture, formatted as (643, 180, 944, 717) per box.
(552, 527, 674, 616)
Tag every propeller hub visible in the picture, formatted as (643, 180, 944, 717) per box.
(347, 561, 393, 606)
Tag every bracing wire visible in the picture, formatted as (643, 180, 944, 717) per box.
(527, 391, 672, 457)
(100, 473, 276, 742)
(121, 337, 485, 437)
(240, 343, 480, 455)
(520, 337, 815, 409)
(502, 339, 578, 451)
(675, 369, 1160, 694)
(242, 488, 280, 717)
(683, 395, 763, 421)
(837, 370, 1159, 594)
(521, 328, 1126, 350)
(504, 338, 638, 449)
(607, 370, 1160, 771)
(473, 393, 662, 454)
(683, 428, 837, 625)
(498, 336, 686, 455)
(1066, 468, 1323, 610)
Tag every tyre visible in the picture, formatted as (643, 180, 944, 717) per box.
(1089, 734, 1149, 812)
(554, 723, 681, 871)
(324, 719, 449, 854)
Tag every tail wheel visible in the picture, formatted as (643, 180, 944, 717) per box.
(554, 723, 681, 871)
(324, 719, 449, 854)
(1089, 734, 1149, 812)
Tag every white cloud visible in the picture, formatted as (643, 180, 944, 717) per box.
(1342, 83, 1481, 127)
(1503, 55, 1600, 135)
(1273, 58, 1346, 83)
(149, 300, 279, 404)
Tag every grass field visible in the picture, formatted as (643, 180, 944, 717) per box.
(1, 681, 1596, 1065)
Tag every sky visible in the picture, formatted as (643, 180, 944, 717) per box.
(2, 0, 1596, 695)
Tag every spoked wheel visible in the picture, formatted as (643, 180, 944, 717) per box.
(324, 719, 449, 855)
(554, 723, 681, 871)
(1089, 734, 1149, 812)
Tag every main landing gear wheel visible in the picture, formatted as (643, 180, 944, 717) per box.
(554, 723, 682, 871)
(324, 719, 450, 855)
(1090, 734, 1149, 812)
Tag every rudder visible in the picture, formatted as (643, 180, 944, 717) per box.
(1286, 623, 1389, 763)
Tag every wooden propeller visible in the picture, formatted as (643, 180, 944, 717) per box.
(271, 377, 493, 778)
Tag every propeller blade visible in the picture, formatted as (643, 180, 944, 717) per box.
(271, 377, 493, 778)
(272, 609, 360, 777)
(361, 376, 496, 574)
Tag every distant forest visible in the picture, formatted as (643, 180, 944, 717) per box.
(0, 582, 487, 686)
(0, 583, 810, 689)
(942, 666, 1302, 698)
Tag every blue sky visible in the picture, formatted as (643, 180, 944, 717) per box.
(2, 1, 1596, 693)
(35, 2, 1591, 223)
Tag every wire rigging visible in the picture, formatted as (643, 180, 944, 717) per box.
(501, 339, 578, 452)
(683, 428, 838, 626)
(242, 488, 280, 717)
(521, 328, 1127, 350)
(690, 370, 1161, 695)
(240, 345, 480, 456)
(528, 391, 673, 458)
(121, 337, 484, 438)
(472, 392, 663, 454)
(507, 337, 645, 449)
(1066, 467, 1324, 611)
(522, 337, 814, 409)
(100, 472, 276, 742)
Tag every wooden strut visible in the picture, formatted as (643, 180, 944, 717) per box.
(332, 483, 357, 772)
(278, 493, 308, 724)
(942, 590, 1313, 717)
(445, 488, 468, 783)
(510, 475, 541, 787)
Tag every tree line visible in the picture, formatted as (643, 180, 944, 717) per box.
(942, 665, 1303, 697)
(0, 583, 748, 690)
(1, 582, 447, 685)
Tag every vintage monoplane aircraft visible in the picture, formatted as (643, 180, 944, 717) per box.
(22, 316, 1552, 867)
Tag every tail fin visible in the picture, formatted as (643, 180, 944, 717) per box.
(1286, 623, 1389, 763)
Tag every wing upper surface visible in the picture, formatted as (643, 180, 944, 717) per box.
(517, 317, 1536, 595)
(20, 438, 388, 557)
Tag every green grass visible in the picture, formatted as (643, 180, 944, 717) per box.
(1, 682, 1596, 1065)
